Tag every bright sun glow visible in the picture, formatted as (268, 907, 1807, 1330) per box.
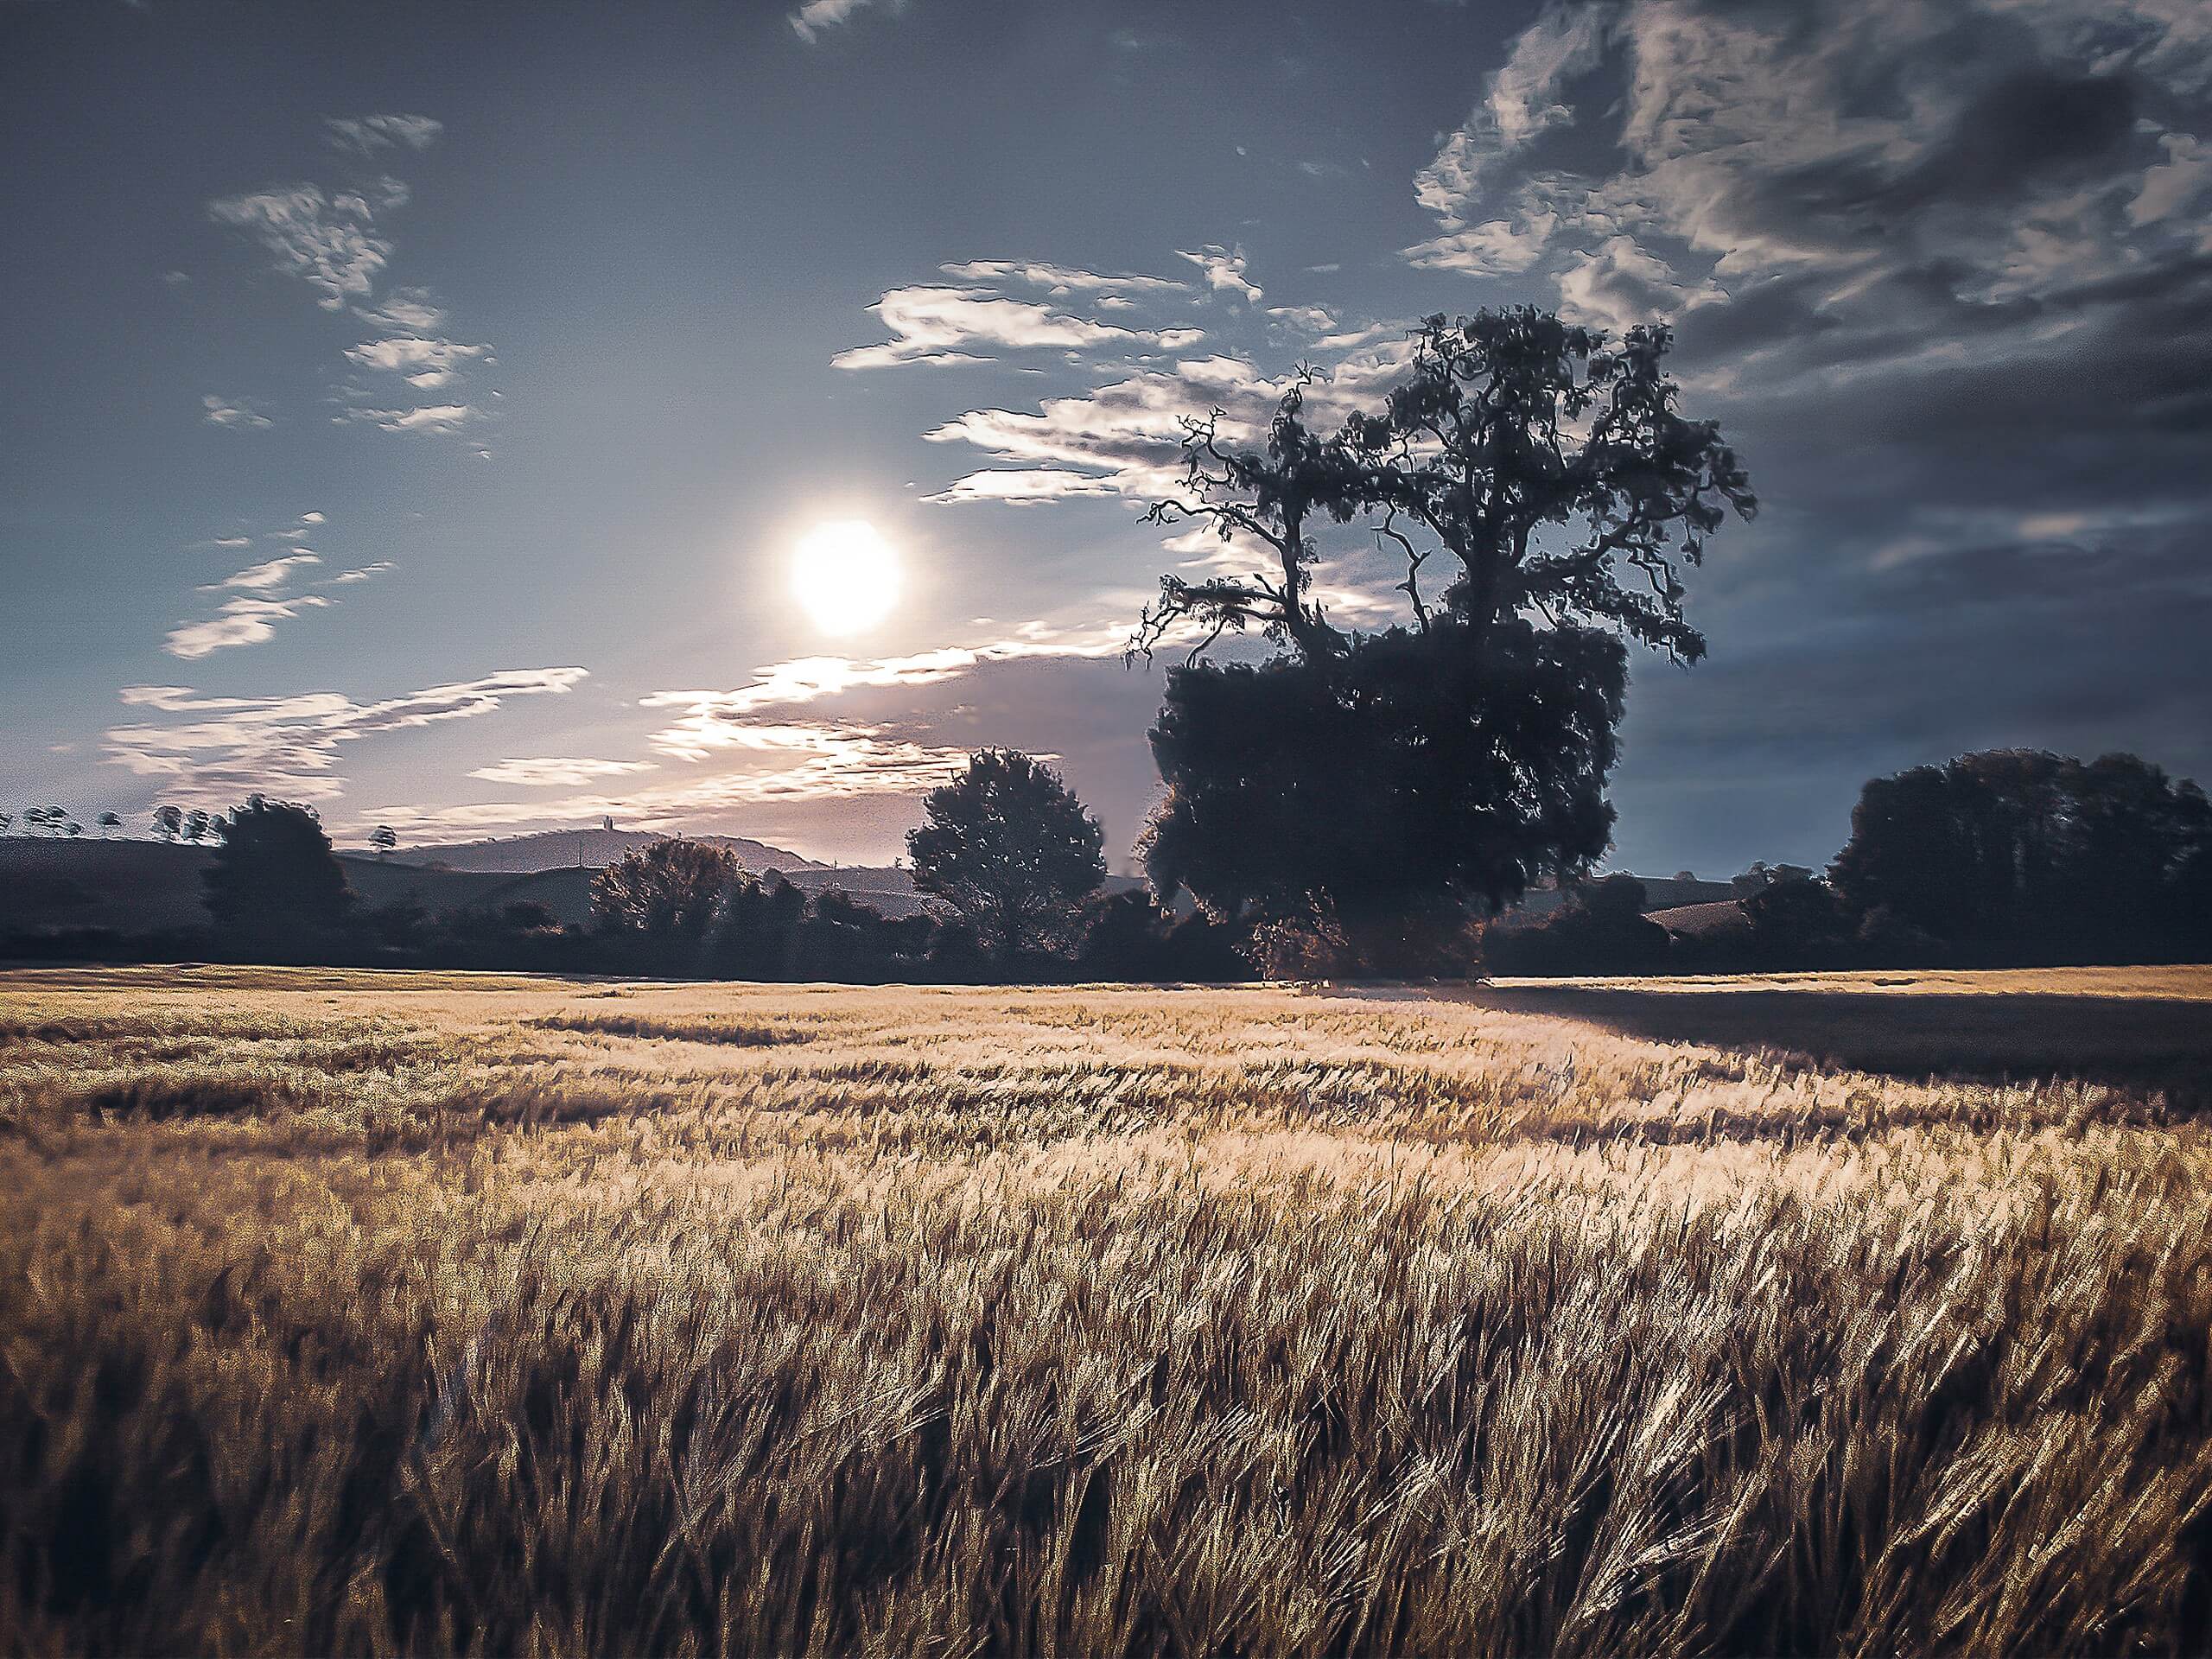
(791, 519, 900, 636)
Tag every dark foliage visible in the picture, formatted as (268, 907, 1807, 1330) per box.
(907, 750, 1107, 959)
(1830, 750, 2212, 964)
(1073, 890, 1250, 982)
(1483, 875, 1670, 976)
(1147, 619, 1624, 973)
(200, 796, 353, 956)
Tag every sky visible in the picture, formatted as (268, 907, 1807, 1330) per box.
(3, 0, 2209, 875)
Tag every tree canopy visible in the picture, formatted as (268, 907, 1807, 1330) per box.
(1134, 308, 1753, 968)
(907, 750, 1106, 959)
(201, 796, 353, 946)
(1830, 750, 2212, 962)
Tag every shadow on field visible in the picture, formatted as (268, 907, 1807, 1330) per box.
(1464, 985, 2212, 1105)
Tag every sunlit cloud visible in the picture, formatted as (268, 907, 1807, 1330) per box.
(210, 554, 321, 592)
(105, 668, 590, 804)
(209, 182, 398, 310)
(468, 756, 659, 787)
(163, 595, 332, 660)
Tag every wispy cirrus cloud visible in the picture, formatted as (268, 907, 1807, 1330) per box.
(833, 285, 1204, 369)
(468, 756, 658, 787)
(322, 114, 443, 157)
(105, 669, 589, 804)
(339, 403, 480, 435)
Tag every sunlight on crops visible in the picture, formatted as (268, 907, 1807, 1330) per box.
(3, 967, 2209, 1655)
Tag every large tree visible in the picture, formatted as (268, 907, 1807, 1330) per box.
(907, 749, 1106, 959)
(1134, 309, 1753, 965)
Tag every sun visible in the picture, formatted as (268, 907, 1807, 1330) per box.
(791, 519, 901, 636)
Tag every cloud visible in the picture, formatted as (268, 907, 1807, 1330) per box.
(105, 668, 588, 804)
(789, 0, 899, 44)
(340, 403, 481, 435)
(345, 333, 494, 389)
(201, 394, 272, 429)
(918, 344, 1413, 504)
(324, 562, 394, 586)
(164, 595, 333, 660)
(468, 757, 658, 787)
(322, 115, 442, 159)
(212, 554, 321, 591)
(323, 114, 443, 156)
(938, 260, 1191, 296)
(354, 288, 448, 333)
(1177, 244, 1263, 302)
(833, 285, 1204, 369)
(209, 183, 402, 310)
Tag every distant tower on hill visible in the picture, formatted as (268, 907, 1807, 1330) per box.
(601, 815, 613, 831)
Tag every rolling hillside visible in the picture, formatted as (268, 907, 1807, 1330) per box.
(381, 826, 824, 874)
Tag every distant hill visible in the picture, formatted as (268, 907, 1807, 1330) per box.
(380, 826, 825, 874)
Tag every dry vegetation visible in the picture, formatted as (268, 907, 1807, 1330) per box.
(3, 965, 2210, 1656)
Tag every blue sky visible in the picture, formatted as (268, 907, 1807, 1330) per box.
(3, 0, 2209, 873)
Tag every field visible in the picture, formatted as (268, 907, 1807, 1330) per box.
(3, 966, 2210, 1655)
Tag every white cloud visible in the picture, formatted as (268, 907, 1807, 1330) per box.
(938, 260, 1191, 296)
(2130, 130, 2212, 228)
(833, 285, 1203, 369)
(209, 183, 401, 310)
(345, 334, 493, 389)
(106, 668, 588, 803)
(324, 562, 394, 586)
(323, 114, 443, 156)
(1176, 244, 1263, 302)
(164, 595, 333, 660)
(202, 394, 272, 429)
(212, 554, 321, 591)
(468, 757, 659, 787)
(788, 0, 898, 44)
(340, 403, 481, 435)
(354, 288, 448, 333)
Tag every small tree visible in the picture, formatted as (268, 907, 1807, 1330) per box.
(202, 796, 354, 948)
(370, 824, 398, 860)
(907, 750, 1106, 960)
(592, 839, 742, 938)
(97, 810, 123, 837)
(182, 810, 215, 845)
(0, 812, 14, 836)
(154, 804, 184, 842)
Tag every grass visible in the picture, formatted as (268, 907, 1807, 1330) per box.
(2, 964, 2209, 1655)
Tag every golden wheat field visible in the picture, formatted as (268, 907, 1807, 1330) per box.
(3, 964, 2211, 1656)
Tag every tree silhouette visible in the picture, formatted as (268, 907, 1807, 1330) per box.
(1135, 308, 1752, 968)
(907, 750, 1106, 959)
(370, 824, 398, 860)
(182, 810, 216, 846)
(97, 810, 122, 837)
(1831, 750, 2212, 963)
(202, 796, 354, 949)
(154, 804, 184, 842)
(0, 813, 13, 836)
